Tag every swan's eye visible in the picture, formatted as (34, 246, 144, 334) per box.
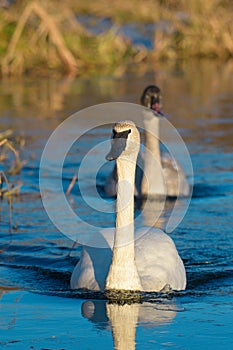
(112, 129, 131, 139)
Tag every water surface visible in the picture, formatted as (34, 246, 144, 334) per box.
(0, 60, 233, 349)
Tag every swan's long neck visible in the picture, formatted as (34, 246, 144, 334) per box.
(141, 113, 165, 196)
(116, 158, 135, 245)
(105, 157, 142, 291)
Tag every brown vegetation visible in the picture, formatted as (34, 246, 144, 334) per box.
(2, 2, 78, 76)
(153, 0, 233, 60)
(0, 1, 137, 76)
(0, 0, 232, 77)
(0, 130, 24, 234)
(0, 130, 23, 201)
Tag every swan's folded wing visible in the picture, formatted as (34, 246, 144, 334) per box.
(70, 228, 114, 291)
(135, 228, 186, 291)
(162, 154, 190, 197)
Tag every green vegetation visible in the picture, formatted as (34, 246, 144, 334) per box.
(0, 0, 232, 77)
(105, 289, 143, 305)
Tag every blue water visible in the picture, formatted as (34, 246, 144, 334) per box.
(77, 15, 155, 49)
(0, 62, 233, 349)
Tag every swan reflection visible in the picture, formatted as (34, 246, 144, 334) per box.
(82, 299, 179, 350)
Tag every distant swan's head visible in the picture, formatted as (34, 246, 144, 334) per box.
(106, 120, 140, 162)
(140, 85, 162, 114)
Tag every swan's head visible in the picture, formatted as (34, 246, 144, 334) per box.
(106, 120, 140, 162)
(140, 85, 163, 114)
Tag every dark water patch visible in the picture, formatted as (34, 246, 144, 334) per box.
(0, 263, 71, 292)
(187, 267, 233, 290)
(192, 183, 228, 198)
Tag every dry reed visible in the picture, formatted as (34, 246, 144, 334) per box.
(0, 0, 232, 77)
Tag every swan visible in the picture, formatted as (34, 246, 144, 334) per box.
(70, 121, 186, 292)
(140, 85, 190, 197)
(104, 85, 190, 198)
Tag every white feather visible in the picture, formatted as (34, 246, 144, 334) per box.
(70, 226, 186, 291)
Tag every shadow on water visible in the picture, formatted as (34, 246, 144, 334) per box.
(192, 183, 227, 198)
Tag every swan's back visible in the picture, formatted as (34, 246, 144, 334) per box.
(135, 227, 186, 291)
(162, 155, 190, 197)
(71, 227, 186, 292)
(104, 154, 190, 198)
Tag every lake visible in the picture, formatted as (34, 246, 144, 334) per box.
(0, 60, 233, 349)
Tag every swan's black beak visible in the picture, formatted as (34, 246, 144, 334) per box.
(106, 129, 131, 161)
(106, 138, 127, 161)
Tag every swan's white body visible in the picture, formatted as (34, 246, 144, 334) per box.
(104, 110, 190, 198)
(71, 121, 186, 292)
(70, 227, 186, 291)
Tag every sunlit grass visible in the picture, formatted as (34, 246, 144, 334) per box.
(0, 0, 232, 77)
(153, 0, 233, 60)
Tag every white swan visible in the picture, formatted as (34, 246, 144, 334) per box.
(70, 121, 186, 292)
(104, 85, 190, 198)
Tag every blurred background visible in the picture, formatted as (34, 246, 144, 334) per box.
(0, 0, 233, 77)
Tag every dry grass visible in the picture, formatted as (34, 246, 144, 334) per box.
(0, 1, 137, 76)
(153, 0, 233, 60)
(0, 0, 232, 76)
(0, 131, 24, 233)
(0, 129, 24, 178)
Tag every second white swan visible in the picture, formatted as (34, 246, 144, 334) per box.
(104, 85, 190, 198)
